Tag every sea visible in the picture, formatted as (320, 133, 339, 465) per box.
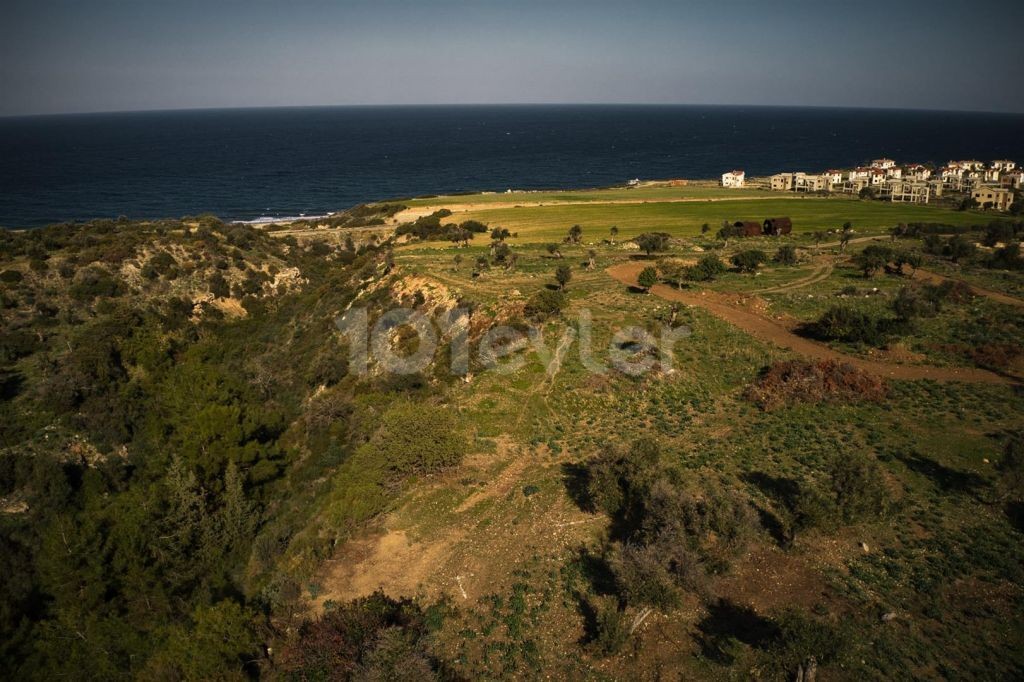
(1, 105, 1023, 228)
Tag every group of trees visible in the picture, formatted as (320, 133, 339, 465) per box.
(396, 210, 490, 244)
(853, 245, 922, 277)
(585, 439, 758, 614)
(0, 217, 470, 677)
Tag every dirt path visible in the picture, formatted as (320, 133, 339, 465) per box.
(753, 259, 834, 294)
(913, 268, 1024, 308)
(606, 261, 1013, 384)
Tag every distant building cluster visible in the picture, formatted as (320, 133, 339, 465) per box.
(722, 158, 1020, 210)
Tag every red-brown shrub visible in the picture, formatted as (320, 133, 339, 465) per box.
(744, 360, 887, 411)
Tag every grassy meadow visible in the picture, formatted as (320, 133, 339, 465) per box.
(402, 194, 990, 242)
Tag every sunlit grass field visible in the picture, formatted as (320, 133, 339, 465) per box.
(403, 194, 989, 243)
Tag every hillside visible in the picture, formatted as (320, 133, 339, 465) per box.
(2, 193, 1024, 679)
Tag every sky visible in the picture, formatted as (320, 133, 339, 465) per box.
(2, 0, 1024, 116)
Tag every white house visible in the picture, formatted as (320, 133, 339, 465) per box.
(905, 164, 931, 181)
(955, 159, 985, 171)
(823, 170, 843, 187)
(849, 167, 873, 181)
(721, 170, 745, 188)
(871, 158, 896, 169)
(999, 170, 1024, 188)
(794, 174, 829, 192)
(769, 173, 795, 191)
(992, 160, 1016, 171)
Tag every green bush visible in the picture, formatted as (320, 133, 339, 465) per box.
(586, 597, 630, 657)
(810, 306, 891, 345)
(524, 289, 566, 320)
(69, 266, 123, 302)
(731, 249, 767, 273)
(829, 452, 890, 523)
(685, 254, 727, 281)
(773, 245, 798, 265)
(637, 266, 658, 290)
(364, 400, 467, 476)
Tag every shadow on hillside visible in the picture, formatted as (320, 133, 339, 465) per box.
(893, 452, 987, 495)
(1006, 501, 1024, 534)
(561, 462, 595, 512)
(693, 598, 779, 665)
(741, 471, 799, 546)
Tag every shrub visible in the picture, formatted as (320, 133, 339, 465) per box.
(987, 242, 1024, 270)
(69, 266, 123, 302)
(743, 360, 887, 411)
(605, 541, 682, 610)
(685, 254, 727, 281)
(524, 289, 566, 320)
(637, 266, 658, 290)
(829, 453, 890, 523)
(761, 609, 846, 678)
(555, 264, 572, 289)
(773, 245, 798, 265)
(809, 306, 891, 345)
(277, 591, 441, 679)
(731, 249, 767, 273)
(586, 597, 630, 657)
(364, 400, 466, 476)
(853, 245, 893, 277)
(944, 235, 976, 263)
(997, 435, 1024, 501)
(209, 272, 230, 299)
(0, 269, 23, 284)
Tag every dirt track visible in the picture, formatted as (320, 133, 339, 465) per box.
(606, 261, 1015, 384)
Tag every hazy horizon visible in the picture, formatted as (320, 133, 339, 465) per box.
(3, 0, 1024, 117)
(6, 101, 1024, 121)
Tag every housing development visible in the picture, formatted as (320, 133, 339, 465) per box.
(723, 158, 1022, 209)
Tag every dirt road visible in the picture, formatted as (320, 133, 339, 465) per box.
(606, 261, 1014, 384)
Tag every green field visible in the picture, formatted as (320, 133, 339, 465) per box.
(408, 195, 989, 242)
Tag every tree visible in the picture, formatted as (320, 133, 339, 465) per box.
(555, 264, 572, 290)
(892, 251, 921, 276)
(813, 231, 826, 251)
(637, 266, 658, 291)
(567, 224, 583, 244)
(452, 254, 462, 271)
(731, 249, 767, 273)
(859, 186, 877, 200)
(701, 223, 710, 235)
(958, 196, 980, 211)
(685, 254, 727, 282)
(609, 226, 619, 240)
(853, 245, 893, 277)
(944, 235, 976, 263)
(546, 243, 563, 259)
(635, 232, 670, 256)
(490, 227, 510, 241)
(839, 229, 853, 252)
(586, 249, 597, 270)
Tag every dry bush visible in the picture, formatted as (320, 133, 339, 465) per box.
(744, 360, 887, 411)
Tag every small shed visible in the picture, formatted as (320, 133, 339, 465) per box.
(733, 221, 763, 237)
(763, 217, 793, 236)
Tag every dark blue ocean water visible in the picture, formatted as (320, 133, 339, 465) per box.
(1, 105, 1023, 228)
